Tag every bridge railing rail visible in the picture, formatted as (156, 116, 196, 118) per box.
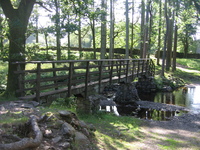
(13, 58, 155, 102)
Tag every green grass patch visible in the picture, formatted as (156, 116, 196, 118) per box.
(176, 58, 200, 71)
(158, 138, 183, 150)
(0, 111, 28, 125)
(79, 113, 143, 149)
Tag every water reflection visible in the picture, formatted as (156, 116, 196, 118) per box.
(138, 86, 200, 114)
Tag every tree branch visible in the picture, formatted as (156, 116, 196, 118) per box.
(35, 2, 52, 12)
(0, 0, 15, 19)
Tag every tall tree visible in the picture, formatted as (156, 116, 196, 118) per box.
(125, 0, 129, 59)
(165, 0, 174, 71)
(140, 0, 145, 58)
(54, 0, 61, 60)
(100, 0, 107, 59)
(109, 0, 114, 59)
(172, 0, 179, 72)
(0, 0, 36, 96)
(156, 0, 162, 65)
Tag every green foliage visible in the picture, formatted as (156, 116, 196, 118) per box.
(154, 75, 185, 90)
(50, 96, 77, 109)
(0, 44, 9, 61)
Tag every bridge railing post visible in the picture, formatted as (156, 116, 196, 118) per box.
(109, 60, 114, 85)
(125, 60, 129, 82)
(36, 63, 41, 102)
(85, 61, 90, 98)
(52, 62, 58, 90)
(98, 61, 103, 93)
(68, 62, 73, 97)
(119, 61, 123, 82)
(137, 60, 140, 77)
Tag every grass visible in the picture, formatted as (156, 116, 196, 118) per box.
(79, 112, 143, 149)
(176, 58, 200, 71)
(0, 111, 28, 125)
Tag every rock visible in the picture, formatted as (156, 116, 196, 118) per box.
(79, 120, 88, 128)
(52, 136, 62, 144)
(114, 82, 140, 103)
(88, 124, 96, 131)
(61, 122, 76, 136)
(59, 142, 71, 149)
(58, 110, 78, 123)
(58, 110, 71, 117)
(74, 131, 90, 149)
(0, 105, 5, 111)
(82, 128, 90, 137)
(44, 129, 53, 138)
(29, 101, 40, 107)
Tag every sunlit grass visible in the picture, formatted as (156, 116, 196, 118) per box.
(0, 114, 28, 125)
(176, 58, 200, 71)
(79, 113, 142, 149)
(158, 138, 183, 150)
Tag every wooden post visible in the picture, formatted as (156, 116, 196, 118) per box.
(98, 61, 103, 93)
(109, 60, 114, 85)
(52, 62, 58, 90)
(118, 61, 122, 82)
(85, 61, 90, 98)
(36, 63, 41, 102)
(132, 60, 136, 80)
(68, 62, 73, 97)
(145, 59, 149, 76)
(125, 60, 129, 82)
(142, 60, 145, 75)
(137, 60, 140, 77)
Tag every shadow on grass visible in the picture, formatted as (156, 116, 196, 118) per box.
(79, 112, 144, 150)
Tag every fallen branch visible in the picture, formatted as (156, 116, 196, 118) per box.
(0, 115, 43, 150)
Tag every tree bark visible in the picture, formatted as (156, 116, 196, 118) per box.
(140, 0, 145, 58)
(101, 0, 107, 59)
(157, 0, 162, 65)
(54, 0, 61, 60)
(0, 0, 36, 96)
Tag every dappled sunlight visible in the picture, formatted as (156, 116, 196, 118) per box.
(133, 124, 200, 149)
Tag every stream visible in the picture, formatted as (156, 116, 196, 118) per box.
(136, 85, 200, 120)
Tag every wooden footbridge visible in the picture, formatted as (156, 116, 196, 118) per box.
(14, 59, 155, 103)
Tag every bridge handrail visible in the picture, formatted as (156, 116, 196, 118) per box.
(13, 58, 155, 102)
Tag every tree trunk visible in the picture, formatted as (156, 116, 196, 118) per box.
(101, 0, 107, 59)
(0, 0, 36, 96)
(55, 0, 61, 60)
(172, 0, 178, 72)
(142, 0, 150, 59)
(130, 0, 135, 58)
(161, 0, 168, 76)
(78, 16, 82, 58)
(109, 0, 114, 59)
(125, 0, 129, 59)
(165, 0, 174, 71)
(140, 0, 145, 58)
(157, 0, 162, 65)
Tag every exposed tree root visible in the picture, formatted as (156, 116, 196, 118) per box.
(0, 115, 43, 150)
